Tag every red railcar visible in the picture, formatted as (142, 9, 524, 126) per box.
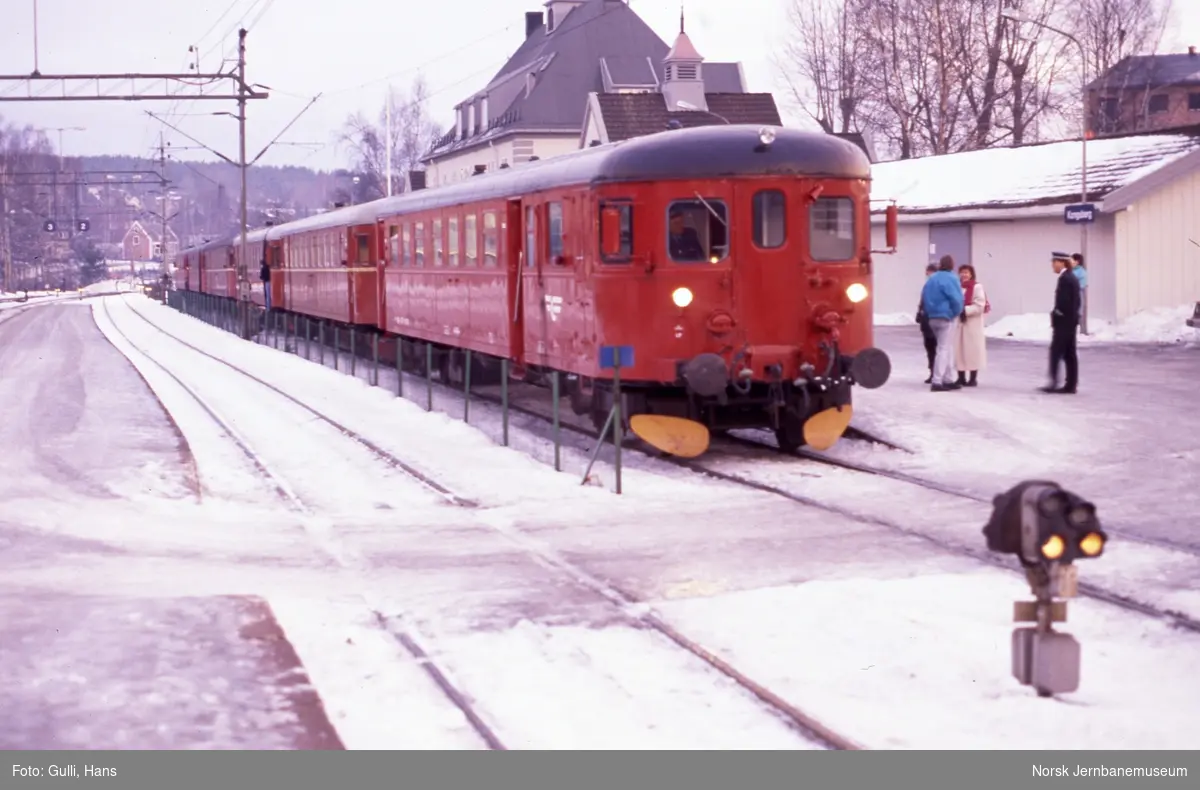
(177, 124, 898, 452)
(371, 125, 895, 450)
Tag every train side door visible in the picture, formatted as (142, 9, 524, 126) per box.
(732, 182, 795, 344)
(505, 199, 526, 365)
(520, 201, 548, 366)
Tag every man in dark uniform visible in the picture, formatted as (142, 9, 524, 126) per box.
(916, 262, 938, 383)
(1042, 251, 1081, 394)
(259, 258, 272, 311)
(668, 210, 706, 261)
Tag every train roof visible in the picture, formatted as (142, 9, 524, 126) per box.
(372, 125, 871, 217)
(181, 126, 870, 254)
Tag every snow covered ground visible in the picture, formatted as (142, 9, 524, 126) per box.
(4, 294, 1179, 749)
(4, 293, 1199, 749)
(880, 303, 1200, 345)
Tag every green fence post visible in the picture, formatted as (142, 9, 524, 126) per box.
(351, 329, 357, 379)
(425, 344, 433, 412)
(304, 317, 311, 360)
(319, 322, 325, 366)
(333, 326, 340, 371)
(463, 351, 472, 423)
(501, 359, 509, 447)
(552, 371, 561, 472)
(396, 338, 404, 398)
(372, 333, 379, 386)
(613, 364, 623, 495)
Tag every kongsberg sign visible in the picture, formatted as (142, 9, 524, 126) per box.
(1063, 203, 1098, 224)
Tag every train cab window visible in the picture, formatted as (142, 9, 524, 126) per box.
(752, 190, 786, 249)
(547, 202, 565, 264)
(401, 224, 412, 266)
(525, 205, 537, 268)
(599, 202, 633, 263)
(809, 197, 855, 261)
(433, 219, 444, 266)
(448, 217, 460, 266)
(387, 226, 398, 266)
(465, 214, 478, 267)
(356, 233, 371, 264)
(483, 211, 498, 267)
(667, 199, 728, 263)
(414, 222, 425, 266)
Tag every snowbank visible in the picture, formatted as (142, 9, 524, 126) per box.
(986, 304, 1199, 345)
(874, 312, 915, 326)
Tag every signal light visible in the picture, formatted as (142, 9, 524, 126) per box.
(845, 283, 868, 303)
(1079, 531, 1104, 557)
(982, 480, 1106, 567)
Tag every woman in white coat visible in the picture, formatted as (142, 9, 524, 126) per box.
(955, 264, 988, 387)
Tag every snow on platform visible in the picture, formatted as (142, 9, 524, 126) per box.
(0, 591, 342, 750)
(870, 131, 1200, 213)
(656, 569, 1200, 749)
(985, 305, 1199, 345)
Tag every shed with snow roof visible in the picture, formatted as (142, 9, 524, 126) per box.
(868, 126, 1200, 327)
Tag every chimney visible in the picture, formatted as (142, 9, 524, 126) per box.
(525, 11, 544, 38)
(1190, 46, 1196, 56)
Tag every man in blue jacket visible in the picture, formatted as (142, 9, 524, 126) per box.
(921, 255, 966, 391)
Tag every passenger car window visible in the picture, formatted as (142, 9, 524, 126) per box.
(433, 219, 444, 266)
(448, 217, 460, 267)
(401, 224, 411, 266)
(548, 202, 564, 263)
(752, 190, 786, 249)
(465, 214, 477, 266)
(414, 222, 425, 266)
(525, 206, 537, 268)
(809, 197, 855, 261)
(599, 202, 633, 262)
(667, 199, 728, 263)
(483, 211, 498, 267)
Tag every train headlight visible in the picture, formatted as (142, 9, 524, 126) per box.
(845, 283, 869, 303)
(672, 287, 694, 308)
(758, 127, 776, 146)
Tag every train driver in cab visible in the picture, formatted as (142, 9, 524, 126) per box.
(669, 208, 706, 262)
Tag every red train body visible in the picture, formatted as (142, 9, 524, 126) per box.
(174, 125, 897, 452)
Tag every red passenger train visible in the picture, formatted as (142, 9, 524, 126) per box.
(174, 124, 899, 454)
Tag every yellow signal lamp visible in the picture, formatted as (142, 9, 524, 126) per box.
(1040, 534, 1066, 561)
(1079, 531, 1105, 557)
(671, 287, 694, 308)
(845, 283, 869, 303)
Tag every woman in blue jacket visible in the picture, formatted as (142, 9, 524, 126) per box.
(920, 255, 966, 391)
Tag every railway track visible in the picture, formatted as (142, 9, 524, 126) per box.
(106, 295, 863, 751)
(447, 365, 1200, 635)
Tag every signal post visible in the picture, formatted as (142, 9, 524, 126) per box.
(983, 480, 1107, 697)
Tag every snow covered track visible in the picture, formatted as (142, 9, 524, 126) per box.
(99, 296, 859, 750)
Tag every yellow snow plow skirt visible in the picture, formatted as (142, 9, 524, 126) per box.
(802, 405, 853, 451)
(630, 414, 711, 458)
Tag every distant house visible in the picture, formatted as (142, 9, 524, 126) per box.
(866, 126, 1200, 326)
(121, 220, 179, 263)
(1088, 47, 1200, 136)
(421, 0, 770, 186)
(579, 17, 781, 146)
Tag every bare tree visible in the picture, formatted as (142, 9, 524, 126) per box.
(775, 0, 873, 133)
(338, 74, 443, 203)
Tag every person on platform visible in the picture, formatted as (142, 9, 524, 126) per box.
(954, 264, 988, 387)
(1043, 252, 1081, 394)
(920, 255, 964, 391)
(259, 259, 272, 311)
(916, 263, 938, 383)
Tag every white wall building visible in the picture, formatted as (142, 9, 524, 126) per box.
(868, 128, 1200, 326)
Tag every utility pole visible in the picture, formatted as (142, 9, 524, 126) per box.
(237, 28, 251, 339)
(386, 87, 394, 197)
(159, 131, 170, 280)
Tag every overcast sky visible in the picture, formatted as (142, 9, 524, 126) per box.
(1, 0, 1196, 173)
